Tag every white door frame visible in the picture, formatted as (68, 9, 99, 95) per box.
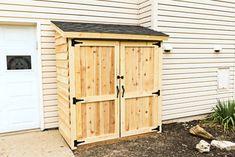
(0, 19, 44, 131)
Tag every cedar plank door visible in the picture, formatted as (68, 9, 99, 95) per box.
(74, 41, 161, 143)
(120, 42, 161, 136)
(74, 41, 120, 143)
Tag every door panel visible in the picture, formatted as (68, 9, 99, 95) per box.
(120, 42, 160, 136)
(125, 97, 158, 131)
(75, 41, 119, 142)
(79, 100, 116, 139)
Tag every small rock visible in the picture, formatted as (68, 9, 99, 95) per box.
(211, 140, 235, 151)
(182, 144, 188, 147)
(182, 123, 190, 129)
(196, 140, 210, 153)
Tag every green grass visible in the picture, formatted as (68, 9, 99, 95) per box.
(206, 100, 235, 131)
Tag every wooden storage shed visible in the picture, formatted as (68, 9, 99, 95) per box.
(52, 21, 168, 149)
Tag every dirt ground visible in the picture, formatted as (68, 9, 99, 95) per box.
(74, 120, 235, 157)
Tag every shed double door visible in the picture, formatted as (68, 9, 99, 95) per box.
(74, 41, 161, 143)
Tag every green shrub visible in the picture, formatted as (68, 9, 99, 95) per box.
(207, 100, 235, 131)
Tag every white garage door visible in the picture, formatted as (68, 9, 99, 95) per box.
(0, 25, 40, 133)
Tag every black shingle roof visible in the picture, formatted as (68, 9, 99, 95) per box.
(52, 21, 168, 37)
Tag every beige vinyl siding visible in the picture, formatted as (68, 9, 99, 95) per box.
(3, 0, 235, 129)
(157, 0, 235, 120)
(0, 0, 139, 129)
(138, 0, 152, 27)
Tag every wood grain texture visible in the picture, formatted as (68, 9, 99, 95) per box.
(55, 33, 71, 146)
(120, 42, 161, 136)
(74, 41, 119, 143)
(57, 39, 162, 147)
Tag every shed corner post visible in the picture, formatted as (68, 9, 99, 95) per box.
(157, 41, 163, 133)
(68, 39, 77, 149)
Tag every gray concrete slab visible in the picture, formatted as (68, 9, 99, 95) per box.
(0, 130, 74, 157)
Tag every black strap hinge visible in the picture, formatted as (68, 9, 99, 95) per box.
(117, 75, 124, 79)
(152, 41, 162, 47)
(73, 97, 84, 104)
(71, 39, 83, 46)
(74, 140, 85, 147)
(152, 126, 160, 131)
(152, 90, 160, 96)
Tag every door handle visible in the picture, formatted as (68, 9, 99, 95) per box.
(122, 85, 125, 98)
(116, 86, 120, 98)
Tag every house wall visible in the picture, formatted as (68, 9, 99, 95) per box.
(1, 0, 235, 129)
(156, 0, 235, 120)
(0, 0, 139, 129)
(138, 0, 152, 27)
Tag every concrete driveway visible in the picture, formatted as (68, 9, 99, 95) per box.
(0, 129, 74, 157)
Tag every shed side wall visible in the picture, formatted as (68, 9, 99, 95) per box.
(55, 33, 71, 143)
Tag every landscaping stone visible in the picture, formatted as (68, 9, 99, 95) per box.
(189, 125, 214, 140)
(196, 140, 211, 153)
(211, 140, 235, 151)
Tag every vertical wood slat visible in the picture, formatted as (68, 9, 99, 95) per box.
(142, 47, 149, 128)
(95, 47, 101, 136)
(75, 45, 83, 140)
(153, 46, 159, 126)
(109, 47, 116, 133)
(120, 42, 126, 134)
(114, 43, 120, 136)
(86, 46, 94, 137)
(68, 39, 77, 150)
(102, 48, 109, 134)
(157, 45, 163, 130)
(80, 47, 87, 138)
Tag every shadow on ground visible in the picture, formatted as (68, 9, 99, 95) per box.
(74, 121, 235, 157)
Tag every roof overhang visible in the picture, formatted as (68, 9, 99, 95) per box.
(51, 21, 169, 41)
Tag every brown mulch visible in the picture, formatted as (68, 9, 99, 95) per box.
(73, 120, 235, 157)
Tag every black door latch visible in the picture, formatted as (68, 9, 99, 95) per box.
(74, 140, 85, 147)
(73, 97, 84, 104)
(152, 126, 160, 131)
(152, 90, 160, 96)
